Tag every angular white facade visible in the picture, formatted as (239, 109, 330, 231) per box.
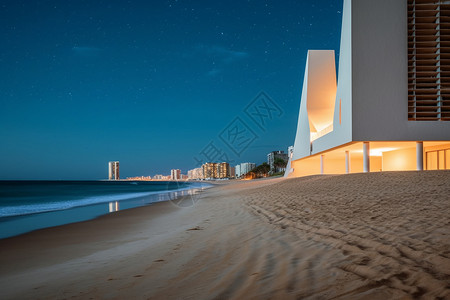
(287, 0, 450, 177)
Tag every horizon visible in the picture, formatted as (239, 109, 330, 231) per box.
(0, 1, 343, 180)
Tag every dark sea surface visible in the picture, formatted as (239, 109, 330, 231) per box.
(0, 180, 210, 239)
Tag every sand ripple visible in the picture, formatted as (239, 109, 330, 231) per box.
(244, 171, 450, 299)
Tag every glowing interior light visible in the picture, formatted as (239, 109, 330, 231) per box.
(370, 147, 397, 156)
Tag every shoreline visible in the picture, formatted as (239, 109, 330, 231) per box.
(0, 194, 185, 275)
(0, 172, 449, 299)
(0, 180, 212, 239)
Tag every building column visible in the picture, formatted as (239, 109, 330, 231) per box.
(416, 141, 424, 171)
(363, 142, 370, 173)
(345, 151, 350, 174)
(320, 155, 324, 174)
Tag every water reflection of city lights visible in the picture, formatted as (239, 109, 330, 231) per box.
(109, 201, 120, 212)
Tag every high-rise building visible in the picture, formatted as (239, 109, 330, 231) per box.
(287, 0, 450, 178)
(188, 167, 204, 179)
(235, 164, 241, 177)
(217, 162, 230, 178)
(202, 162, 218, 179)
(238, 162, 256, 177)
(230, 166, 236, 178)
(196, 168, 204, 179)
(108, 161, 120, 180)
(267, 151, 289, 173)
(198, 162, 232, 179)
(170, 169, 181, 180)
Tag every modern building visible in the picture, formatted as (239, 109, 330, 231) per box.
(243, 162, 256, 175)
(202, 162, 218, 179)
(188, 167, 204, 180)
(267, 151, 289, 173)
(230, 166, 236, 178)
(153, 174, 164, 180)
(170, 169, 181, 180)
(236, 162, 256, 177)
(286, 0, 450, 178)
(108, 161, 120, 180)
(218, 162, 231, 178)
(235, 164, 241, 177)
(197, 162, 233, 179)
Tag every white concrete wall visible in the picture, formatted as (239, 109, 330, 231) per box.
(312, 0, 353, 155)
(289, 0, 450, 172)
(291, 55, 311, 161)
(351, 0, 450, 141)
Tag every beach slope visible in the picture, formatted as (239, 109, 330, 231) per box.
(0, 171, 449, 299)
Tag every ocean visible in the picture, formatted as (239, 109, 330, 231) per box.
(0, 180, 210, 239)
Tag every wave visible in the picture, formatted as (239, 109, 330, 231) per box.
(0, 183, 211, 218)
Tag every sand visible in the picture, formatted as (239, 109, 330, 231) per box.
(0, 171, 449, 299)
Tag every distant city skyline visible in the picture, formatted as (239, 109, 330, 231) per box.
(0, 1, 343, 179)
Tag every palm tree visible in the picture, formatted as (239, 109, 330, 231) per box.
(248, 163, 270, 178)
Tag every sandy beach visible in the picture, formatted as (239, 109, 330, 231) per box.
(0, 171, 449, 299)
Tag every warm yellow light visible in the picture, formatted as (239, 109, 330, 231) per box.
(353, 147, 398, 156)
(370, 147, 397, 156)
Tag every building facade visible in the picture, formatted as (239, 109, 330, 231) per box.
(188, 167, 204, 180)
(202, 163, 218, 179)
(267, 151, 289, 173)
(286, 0, 450, 178)
(218, 162, 231, 178)
(235, 162, 256, 177)
(197, 162, 233, 179)
(170, 169, 181, 180)
(230, 166, 236, 178)
(242, 162, 256, 175)
(108, 161, 120, 180)
(235, 164, 241, 177)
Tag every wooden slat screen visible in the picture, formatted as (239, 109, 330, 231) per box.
(408, 0, 450, 121)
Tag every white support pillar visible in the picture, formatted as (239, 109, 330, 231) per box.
(363, 142, 370, 173)
(345, 151, 350, 174)
(320, 155, 324, 174)
(416, 141, 424, 171)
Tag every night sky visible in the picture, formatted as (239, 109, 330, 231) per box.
(0, 0, 343, 180)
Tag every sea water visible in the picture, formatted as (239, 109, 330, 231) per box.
(0, 180, 210, 239)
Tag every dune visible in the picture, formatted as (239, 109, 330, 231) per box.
(0, 171, 449, 299)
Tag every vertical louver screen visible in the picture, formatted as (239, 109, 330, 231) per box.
(408, 0, 450, 121)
